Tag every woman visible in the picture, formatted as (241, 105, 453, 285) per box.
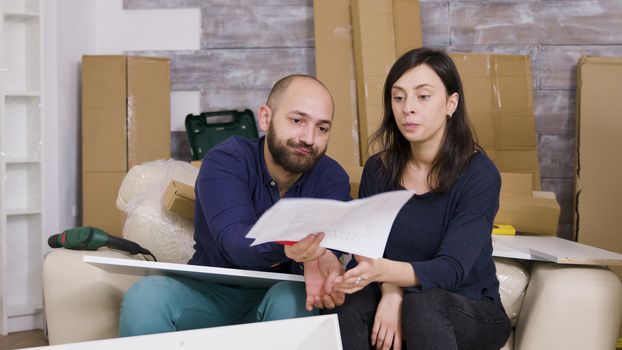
(332, 48, 511, 350)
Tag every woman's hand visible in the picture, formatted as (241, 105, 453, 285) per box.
(284, 232, 326, 262)
(335, 256, 418, 291)
(372, 284, 404, 350)
(333, 255, 382, 294)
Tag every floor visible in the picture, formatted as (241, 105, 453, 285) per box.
(0, 329, 48, 349)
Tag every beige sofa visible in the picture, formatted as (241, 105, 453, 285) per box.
(42, 161, 622, 349)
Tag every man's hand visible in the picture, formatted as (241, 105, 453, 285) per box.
(317, 250, 345, 309)
(372, 284, 403, 350)
(303, 251, 345, 311)
(284, 232, 326, 262)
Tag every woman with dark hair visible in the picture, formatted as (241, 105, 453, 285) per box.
(332, 48, 512, 350)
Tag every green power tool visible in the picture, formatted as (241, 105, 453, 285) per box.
(48, 226, 155, 260)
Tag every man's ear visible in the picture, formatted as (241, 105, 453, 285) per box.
(447, 92, 459, 117)
(258, 105, 272, 133)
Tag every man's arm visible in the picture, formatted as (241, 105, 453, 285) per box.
(196, 145, 288, 269)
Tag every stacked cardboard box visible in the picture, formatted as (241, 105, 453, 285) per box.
(497, 173, 560, 235)
(82, 55, 171, 236)
(451, 53, 541, 190)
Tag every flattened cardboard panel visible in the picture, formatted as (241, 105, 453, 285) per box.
(313, 0, 361, 168)
(351, 0, 395, 161)
(576, 56, 622, 294)
(451, 53, 540, 189)
(82, 56, 128, 172)
(351, 0, 422, 163)
(82, 171, 126, 237)
(393, 0, 423, 56)
(127, 57, 171, 168)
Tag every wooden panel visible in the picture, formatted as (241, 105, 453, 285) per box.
(541, 178, 575, 238)
(538, 45, 622, 90)
(539, 2, 622, 45)
(201, 5, 313, 48)
(420, 2, 450, 47)
(452, 2, 622, 46)
(451, 3, 543, 46)
(537, 134, 575, 179)
(201, 88, 270, 115)
(124, 0, 312, 9)
(534, 90, 575, 136)
(130, 49, 315, 90)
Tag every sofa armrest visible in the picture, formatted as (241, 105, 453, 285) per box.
(43, 249, 146, 345)
(514, 262, 622, 350)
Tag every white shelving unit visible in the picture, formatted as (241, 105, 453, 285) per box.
(0, 0, 44, 334)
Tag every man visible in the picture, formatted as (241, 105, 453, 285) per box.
(119, 74, 350, 336)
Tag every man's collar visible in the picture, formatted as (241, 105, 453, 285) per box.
(258, 136, 276, 187)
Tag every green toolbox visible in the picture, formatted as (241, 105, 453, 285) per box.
(185, 109, 259, 161)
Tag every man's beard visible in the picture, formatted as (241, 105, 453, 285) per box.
(267, 124, 325, 174)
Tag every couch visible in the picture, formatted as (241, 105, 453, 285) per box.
(43, 161, 622, 349)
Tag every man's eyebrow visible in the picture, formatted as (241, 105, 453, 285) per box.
(290, 110, 332, 126)
(291, 110, 310, 118)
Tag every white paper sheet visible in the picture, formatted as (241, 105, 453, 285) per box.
(246, 190, 414, 258)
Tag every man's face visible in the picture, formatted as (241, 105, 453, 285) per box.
(267, 120, 325, 173)
(263, 79, 333, 174)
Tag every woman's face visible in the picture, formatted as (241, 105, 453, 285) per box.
(391, 64, 458, 150)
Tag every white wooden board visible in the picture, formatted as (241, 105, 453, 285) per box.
(26, 314, 342, 350)
(493, 236, 622, 265)
(83, 256, 304, 288)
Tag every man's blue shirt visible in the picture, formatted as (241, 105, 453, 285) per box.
(188, 136, 350, 274)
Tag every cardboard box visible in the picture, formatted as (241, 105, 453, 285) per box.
(163, 180, 196, 220)
(313, 0, 361, 168)
(82, 172, 126, 236)
(496, 172, 560, 235)
(576, 56, 622, 321)
(343, 165, 364, 199)
(451, 53, 541, 190)
(351, 0, 422, 162)
(500, 172, 532, 196)
(495, 192, 560, 236)
(82, 55, 171, 235)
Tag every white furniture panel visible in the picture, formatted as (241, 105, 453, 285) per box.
(0, 0, 44, 335)
(3, 96, 41, 160)
(2, 15, 40, 92)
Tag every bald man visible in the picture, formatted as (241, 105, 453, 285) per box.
(119, 75, 351, 336)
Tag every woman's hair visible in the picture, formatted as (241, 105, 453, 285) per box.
(369, 47, 481, 193)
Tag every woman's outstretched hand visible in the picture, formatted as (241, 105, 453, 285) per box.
(334, 255, 381, 294)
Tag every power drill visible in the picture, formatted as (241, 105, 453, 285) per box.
(48, 226, 155, 260)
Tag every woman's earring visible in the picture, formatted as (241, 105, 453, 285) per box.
(447, 114, 452, 119)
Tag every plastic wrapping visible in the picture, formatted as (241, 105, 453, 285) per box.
(494, 257, 530, 327)
(116, 159, 198, 263)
